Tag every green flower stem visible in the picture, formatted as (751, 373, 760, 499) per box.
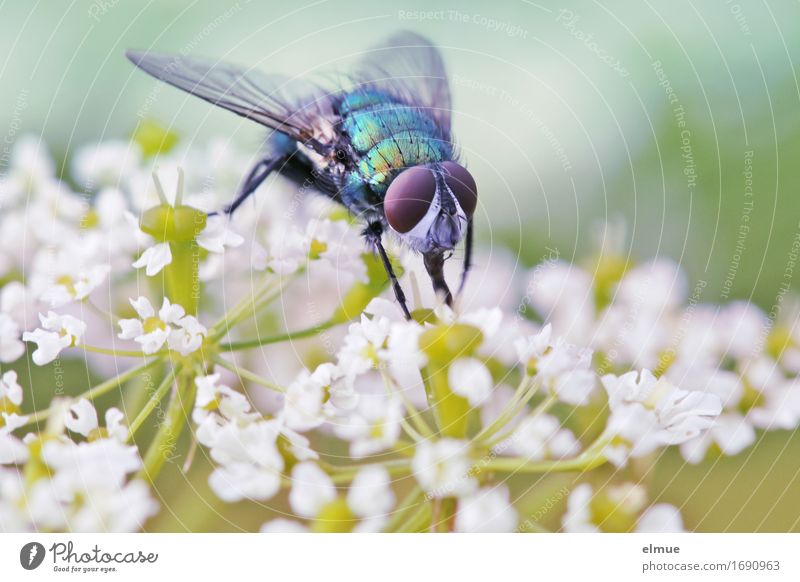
(126, 362, 183, 440)
(219, 320, 337, 352)
(395, 498, 433, 532)
(381, 369, 434, 439)
(80, 345, 158, 358)
(212, 355, 285, 392)
(83, 298, 120, 324)
(138, 367, 197, 483)
(164, 240, 201, 315)
(399, 417, 425, 442)
(472, 375, 534, 443)
(19, 358, 163, 429)
(383, 486, 425, 532)
(209, 269, 303, 342)
(484, 437, 610, 474)
(427, 363, 470, 438)
(484, 392, 558, 448)
(323, 458, 412, 485)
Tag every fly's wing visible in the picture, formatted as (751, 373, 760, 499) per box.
(351, 31, 453, 140)
(126, 50, 336, 154)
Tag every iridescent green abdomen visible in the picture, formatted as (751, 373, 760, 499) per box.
(338, 90, 452, 197)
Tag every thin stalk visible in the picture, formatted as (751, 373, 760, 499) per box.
(213, 355, 285, 393)
(395, 499, 432, 533)
(210, 269, 303, 342)
(219, 319, 336, 352)
(383, 486, 425, 532)
(126, 363, 183, 440)
(138, 369, 197, 483)
(484, 436, 610, 474)
(380, 369, 434, 438)
(20, 358, 163, 429)
(485, 392, 558, 448)
(473, 375, 535, 443)
(325, 458, 412, 484)
(80, 345, 156, 358)
(83, 298, 120, 324)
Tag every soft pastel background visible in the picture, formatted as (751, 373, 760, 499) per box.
(1, 0, 798, 531)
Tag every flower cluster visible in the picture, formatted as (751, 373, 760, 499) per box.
(0, 131, 797, 533)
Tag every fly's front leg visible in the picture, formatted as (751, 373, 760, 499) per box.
(363, 221, 412, 320)
(457, 217, 473, 296)
(216, 156, 286, 215)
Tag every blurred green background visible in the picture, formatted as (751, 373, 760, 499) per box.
(2, 0, 799, 531)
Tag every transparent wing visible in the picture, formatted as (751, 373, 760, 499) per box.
(351, 31, 453, 138)
(126, 50, 336, 153)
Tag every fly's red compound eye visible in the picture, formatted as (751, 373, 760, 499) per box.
(384, 166, 436, 233)
(441, 161, 478, 218)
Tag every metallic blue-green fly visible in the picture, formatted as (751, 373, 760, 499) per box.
(126, 32, 477, 319)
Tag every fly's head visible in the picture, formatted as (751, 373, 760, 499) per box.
(383, 162, 477, 257)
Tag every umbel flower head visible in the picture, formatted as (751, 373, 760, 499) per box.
(0, 132, 796, 533)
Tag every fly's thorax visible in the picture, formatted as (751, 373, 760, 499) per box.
(337, 95, 452, 193)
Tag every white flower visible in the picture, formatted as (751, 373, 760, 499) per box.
(13, 432, 158, 532)
(680, 413, 756, 464)
(333, 385, 403, 458)
(0, 135, 55, 204)
(289, 462, 336, 519)
(500, 413, 580, 461)
(718, 302, 768, 360)
(64, 398, 98, 437)
(455, 486, 518, 533)
(1, 414, 29, 464)
(448, 357, 493, 406)
(615, 259, 687, 315)
(119, 297, 204, 355)
(281, 364, 334, 432)
(28, 240, 111, 308)
(304, 218, 368, 282)
(205, 421, 284, 503)
(381, 318, 427, 394)
(526, 261, 594, 343)
(132, 242, 172, 276)
(514, 323, 553, 367)
(197, 215, 244, 253)
(193, 373, 259, 431)
(167, 315, 207, 356)
(64, 398, 127, 441)
(636, 504, 685, 533)
(412, 439, 476, 498)
(602, 370, 722, 465)
(260, 519, 309, 533)
(0, 313, 25, 363)
(71, 140, 142, 191)
(39, 264, 110, 308)
(563, 483, 680, 533)
(0, 370, 23, 406)
(347, 465, 395, 520)
(22, 311, 86, 365)
(42, 438, 143, 489)
(337, 312, 393, 382)
(535, 335, 597, 406)
(67, 479, 158, 533)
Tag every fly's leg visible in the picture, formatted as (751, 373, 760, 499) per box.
(457, 217, 473, 296)
(363, 221, 412, 320)
(423, 250, 453, 307)
(215, 156, 286, 216)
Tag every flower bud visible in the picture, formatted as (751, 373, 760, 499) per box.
(310, 498, 356, 533)
(140, 204, 207, 243)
